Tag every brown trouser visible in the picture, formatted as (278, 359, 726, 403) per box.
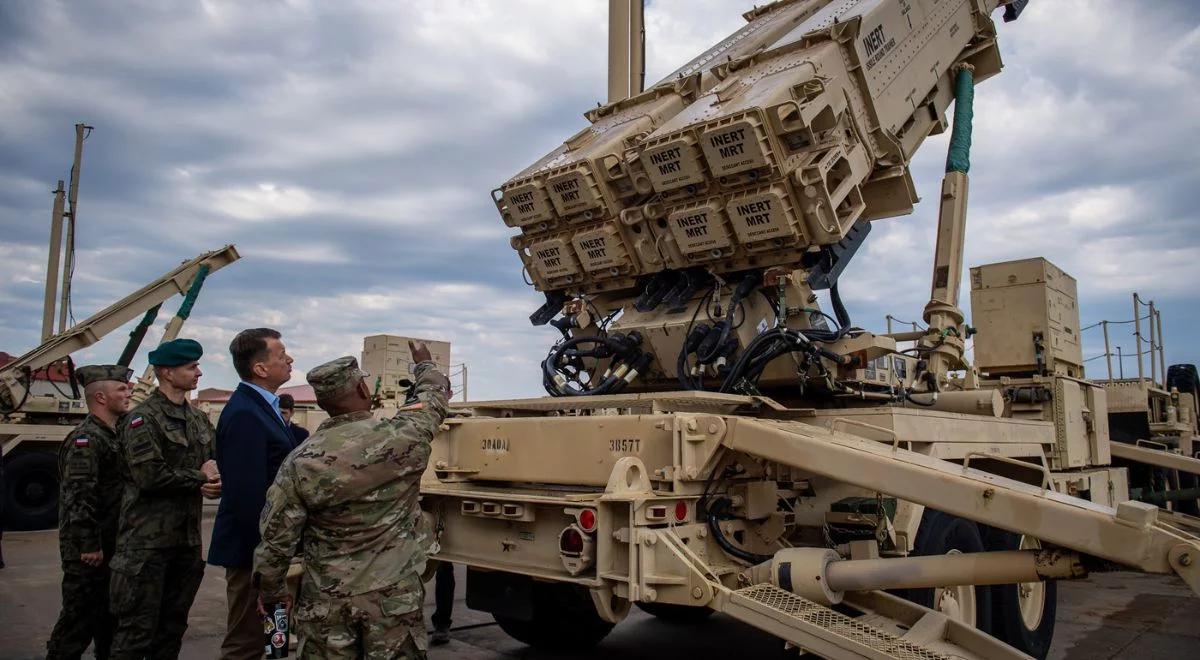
(221, 567, 264, 660)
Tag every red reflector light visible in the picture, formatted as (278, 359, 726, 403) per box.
(560, 527, 585, 555)
(578, 508, 597, 532)
(675, 501, 688, 522)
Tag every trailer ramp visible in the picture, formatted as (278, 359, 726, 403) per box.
(716, 583, 1030, 659)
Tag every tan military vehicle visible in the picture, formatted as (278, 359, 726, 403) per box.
(414, 1, 1199, 658)
(0, 124, 239, 529)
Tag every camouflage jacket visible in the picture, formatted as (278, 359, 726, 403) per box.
(58, 414, 124, 556)
(253, 361, 449, 606)
(114, 389, 215, 551)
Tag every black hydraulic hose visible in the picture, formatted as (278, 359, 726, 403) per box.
(543, 334, 647, 397)
(66, 355, 80, 400)
(706, 499, 773, 564)
(718, 324, 853, 393)
(698, 274, 759, 365)
(829, 281, 851, 330)
(0, 366, 33, 415)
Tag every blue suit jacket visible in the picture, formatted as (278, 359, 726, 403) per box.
(208, 383, 295, 568)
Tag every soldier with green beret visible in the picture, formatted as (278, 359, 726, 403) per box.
(108, 339, 223, 660)
(46, 364, 133, 660)
(254, 341, 450, 659)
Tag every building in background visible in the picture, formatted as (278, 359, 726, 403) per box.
(195, 384, 326, 431)
(192, 335, 454, 430)
(360, 334, 451, 397)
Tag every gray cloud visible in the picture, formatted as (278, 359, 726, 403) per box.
(1, 0, 1197, 399)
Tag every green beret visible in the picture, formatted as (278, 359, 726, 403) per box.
(306, 356, 367, 399)
(76, 364, 134, 387)
(148, 338, 204, 367)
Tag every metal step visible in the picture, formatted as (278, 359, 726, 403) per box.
(720, 583, 1028, 660)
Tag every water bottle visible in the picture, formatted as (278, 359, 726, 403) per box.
(263, 601, 289, 658)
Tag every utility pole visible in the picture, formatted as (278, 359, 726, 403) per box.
(1133, 293, 1143, 381)
(41, 180, 67, 341)
(1102, 320, 1113, 382)
(1156, 309, 1166, 389)
(57, 123, 92, 334)
(1148, 300, 1158, 387)
(461, 363, 469, 402)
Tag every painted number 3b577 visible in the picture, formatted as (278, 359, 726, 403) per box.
(609, 438, 641, 453)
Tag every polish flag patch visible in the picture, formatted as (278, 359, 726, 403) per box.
(74, 437, 90, 447)
(130, 416, 145, 429)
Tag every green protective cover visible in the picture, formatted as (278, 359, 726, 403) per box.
(176, 264, 210, 320)
(945, 67, 975, 174)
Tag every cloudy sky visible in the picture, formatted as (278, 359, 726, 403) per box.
(1, 0, 1197, 401)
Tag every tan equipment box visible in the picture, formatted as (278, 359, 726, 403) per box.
(970, 258, 1084, 378)
(361, 334, 451, 392)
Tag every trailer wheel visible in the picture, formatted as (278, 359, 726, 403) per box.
(981, 528, 1056, 659)
(2, 451, 59, 530)
(898, 510, 994, 633)
(1176, 472, 1200, 516)
(637, 602, 714, 623)
(493, 582, 614, 650)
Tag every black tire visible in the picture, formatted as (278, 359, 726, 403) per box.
(637, 601, 715, 623)
(981, 527, 1057, 659)
(1176, 471, 1200, 516)
(493, 581, 614, 650)
(1167, 364, 1199, 402)
(2, 451, 59, 530)
(897, 510, 994, 634)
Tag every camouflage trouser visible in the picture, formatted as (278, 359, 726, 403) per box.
(294, 583, 427, 659)
(46, 559, 114, 660)
(108, 546, 205, 660)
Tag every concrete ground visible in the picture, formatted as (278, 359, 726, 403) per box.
(2, 507, 1197, 659)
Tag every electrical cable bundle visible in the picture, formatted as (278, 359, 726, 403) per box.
(542, 332, 652, 397)
(677, 273, 760, 390)
(716, 323, 851, 394)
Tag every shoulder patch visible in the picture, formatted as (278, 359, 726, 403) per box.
(74, 437, 90, 447)
(130, 416, 145, 429)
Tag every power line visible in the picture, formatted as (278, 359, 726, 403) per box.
(1081, 314, 1152, 332)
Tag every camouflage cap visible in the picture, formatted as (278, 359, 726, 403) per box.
(306, 356, 367, 399)
(148, 338, 204, 367)
(75, 364, 134, 387)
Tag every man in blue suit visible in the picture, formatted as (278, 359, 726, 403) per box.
(207, 328, 294, 659)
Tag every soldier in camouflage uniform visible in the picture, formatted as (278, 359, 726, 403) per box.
(46, 364, 133, 660)
(109, 339, 223, 660)
(254, 341, 450, 659)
